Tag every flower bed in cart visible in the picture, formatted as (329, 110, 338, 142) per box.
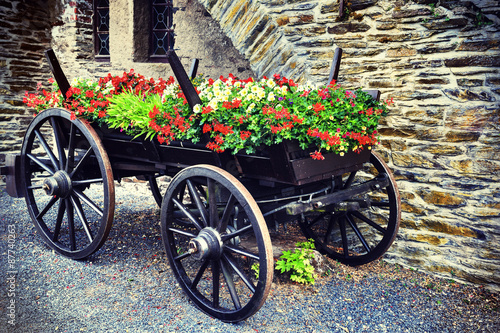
(24, 70, 392, 163)
(24, 70, 392, 160)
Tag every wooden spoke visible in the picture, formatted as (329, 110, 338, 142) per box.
(27, 153, 55, 175)
(218, 194, 236, 233)
(52, 199, 66, 242)
(172, 197, 203, 231)
(346, 214, 371, 253)
(224, 245, 259, 261)
(34, 129, 59, 171)
(351, 210, 387, 234)
(223, 253, 256, 293)
(36, 196, 58, 220)
(221, 259, 241, 310)
(186, 179, 209, 227)
(71, 195, 94, 243)
(69, 148, 93, 178)
(73, 189, 104, 217)
(212, 260, 221, 308)
(207, 178, 218, 228)
(50, 117, 66, 170)
(191, 259, 209, 290)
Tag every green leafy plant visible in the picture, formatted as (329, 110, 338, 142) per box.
(275, 239, 317, 285)
(251, 263, 260, 279)
(24, 71, 392, 160)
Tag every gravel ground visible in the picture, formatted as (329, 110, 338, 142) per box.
(1, 180, 499, 333)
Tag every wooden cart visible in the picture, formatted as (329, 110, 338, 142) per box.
(1, 48, 400, 323)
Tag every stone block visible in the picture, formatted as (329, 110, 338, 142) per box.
(445, 106, 498, 130)
(449, 159, 474, 173)
(401, 202, 427, 215)
(284, 26, 326, 37)
(422, 18, 468, 30)
(387, 47, 417, 57)
(392, 8, 431, 19)
(341, 48, 383, 57)
(349, 0, 377, 11)
(327, 22, 371, 34)
(320, 2, 337, 14)
(415, 77, 450, 85)
(368, 78, 403, 88)
(425, 144, 463, 156)
(288, 14, 314, 26)
(417, 43, 457, 54)
(295, 38, 334, 48)
(475, 160, 500, 174)
(485, 77, 500, 86)
(410, 233, 449, 246)
(457, 78, 484, 87)
(445, 130, 480, 142)
(376, 21, 396, 30)
(443, 89, 495, 102)
(457, 39, 500, 51)
(444, 55, 500, 67)
(392, 152, 441, 169)
(420, 219, 481, 238)
(378, 127, 417, 138)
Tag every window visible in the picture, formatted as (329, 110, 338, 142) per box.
(94, 0, 110, 61)
(150, 0, 174, 61)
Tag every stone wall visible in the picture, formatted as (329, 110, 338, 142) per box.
(0, 0, 254, 166)
(0, 0, 58, 164)
(197, 0, 500, 290)
(0, 0, 499, 290)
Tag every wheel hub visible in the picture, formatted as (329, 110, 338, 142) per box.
(189, 227, 223, 260)
(42, 170, 72, 198)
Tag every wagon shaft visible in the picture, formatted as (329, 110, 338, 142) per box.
(285, 174, 390, 215)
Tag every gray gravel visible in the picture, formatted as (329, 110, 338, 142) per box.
(1, 181, 499, 333)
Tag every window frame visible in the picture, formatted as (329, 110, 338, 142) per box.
(149, 0, 174, 62)
(93, 0, 110, 62)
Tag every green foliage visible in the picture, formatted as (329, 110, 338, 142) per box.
(275, 239, 317, 285)
(251, 263, 260, 279)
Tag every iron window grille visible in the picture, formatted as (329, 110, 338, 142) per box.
(93, 0, 110, 61)
(150, 0, 174, 62)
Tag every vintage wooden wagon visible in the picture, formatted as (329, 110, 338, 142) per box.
(1, 10, 400, 321)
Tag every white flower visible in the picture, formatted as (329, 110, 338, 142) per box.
(246, 103, 255, 113)
(209, 99, 218, 110)
(245, 93, 256, 101)
(239, 88, 248, 96)
(267, 92, 275, 102)
(193, 104, 201, 113)
(257, 89, 266, 99)
(267, 79, 276, 88)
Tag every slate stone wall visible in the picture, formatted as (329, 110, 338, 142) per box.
(197, 0, 500, 290)
(0, 0, 499, 290)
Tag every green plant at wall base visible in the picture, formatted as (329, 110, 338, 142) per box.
(275, 239, 317, 285)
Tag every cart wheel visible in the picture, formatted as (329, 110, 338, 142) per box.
(21, 108, 114, 259)
(148, 173, 166, 208)
(161, 165, 273, 322)
(299, 151, 400, 266)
